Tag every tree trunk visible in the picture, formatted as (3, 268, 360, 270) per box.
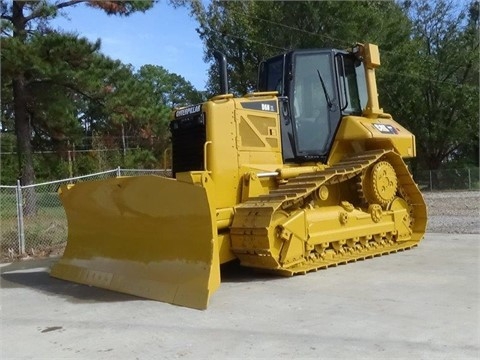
(12, 75, 37, 216)
(12, 1, 36, 216)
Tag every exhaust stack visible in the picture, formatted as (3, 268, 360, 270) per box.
(213, 50, 228, 94)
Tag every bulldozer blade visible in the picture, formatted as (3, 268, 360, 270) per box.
(50, 175, 220, 310)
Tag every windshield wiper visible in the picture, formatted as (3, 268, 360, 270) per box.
(316, 69, 335, 111)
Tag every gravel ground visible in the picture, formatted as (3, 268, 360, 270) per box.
(423, 191, 480, 234)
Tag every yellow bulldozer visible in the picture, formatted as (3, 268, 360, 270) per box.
(51, 43, 427, 309)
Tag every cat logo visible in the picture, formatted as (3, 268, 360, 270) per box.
(373, 123, 398, 134)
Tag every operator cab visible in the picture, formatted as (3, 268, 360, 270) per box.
(258, 49, 368, 163)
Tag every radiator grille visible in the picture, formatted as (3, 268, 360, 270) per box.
(170, 113, 206, 176)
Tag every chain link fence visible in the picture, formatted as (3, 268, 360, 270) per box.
(0, 168, 170, 262)
(119, 168, 172, 177)
(414, 168, 479, 191)
(0, 185, 19, 257)
(0, 166, 477, 262)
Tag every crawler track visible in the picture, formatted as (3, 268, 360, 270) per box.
(231, 149, 427, 275)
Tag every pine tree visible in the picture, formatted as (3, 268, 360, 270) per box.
(1, 0, 155, 214)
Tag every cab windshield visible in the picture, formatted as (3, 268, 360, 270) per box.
(292, 53, 333, 154)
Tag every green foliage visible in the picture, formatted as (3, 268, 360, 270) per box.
(1, 0, 207, 183)
(381, 0, 479, 169)
(137, 65, 206, 108)
(2, 31, 117, 141)
(0, 155, 18, 185)
(124, 149, 158, 169)
(33, 152, 70, 181)
(190, 0, 411, 95)
(0, 0, 159, 186)
(0, 134, 18, 184)
(71, 152, 98, 175)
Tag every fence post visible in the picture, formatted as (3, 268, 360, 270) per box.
(67, 150, 73, 178)
(15, 180, 25, 254)
(429, 170, 433, 191)
(116, 166, 121, 177)
(468, 168, 471, 190)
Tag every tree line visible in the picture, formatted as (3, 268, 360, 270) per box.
(1, 0, 479, 193)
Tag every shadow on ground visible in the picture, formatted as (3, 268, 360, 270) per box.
(1, 258, 139, 303)
(220, 260, 285, 283)
(1, 258, 283, 304)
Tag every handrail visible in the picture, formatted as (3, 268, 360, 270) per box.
(203, 141, 213, 174)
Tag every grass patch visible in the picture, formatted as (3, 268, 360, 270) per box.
(1, 200, 68, 261)
(0, 192, 18, 218)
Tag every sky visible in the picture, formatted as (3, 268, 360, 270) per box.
(51, 1, 209, 90)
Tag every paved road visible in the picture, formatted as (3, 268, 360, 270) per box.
(1, 233, 479, 359)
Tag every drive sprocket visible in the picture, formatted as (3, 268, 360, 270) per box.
(357, 160, 398, 207)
